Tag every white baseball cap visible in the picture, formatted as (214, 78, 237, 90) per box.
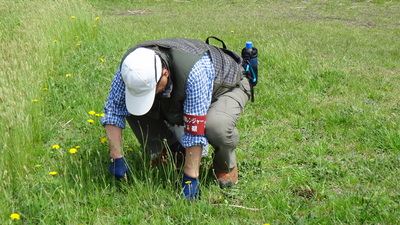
(121, 48, 162, 116)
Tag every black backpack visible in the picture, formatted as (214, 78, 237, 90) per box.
(205, 36, 257, 102)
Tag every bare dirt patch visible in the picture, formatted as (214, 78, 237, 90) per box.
(110, 10, 153, 16)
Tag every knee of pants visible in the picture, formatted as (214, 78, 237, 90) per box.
(206, 117, 239, 149)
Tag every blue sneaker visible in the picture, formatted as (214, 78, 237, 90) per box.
(109, 157, 130, 179)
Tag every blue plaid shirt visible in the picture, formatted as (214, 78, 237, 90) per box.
(102, 53, 214, 148)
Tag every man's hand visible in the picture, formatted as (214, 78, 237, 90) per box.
(181, 146, 202, 199)
(182, 173, 199, 200)
(109, 157, 130, 179)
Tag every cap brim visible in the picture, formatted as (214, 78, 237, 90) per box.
(125, 85, 156, 116)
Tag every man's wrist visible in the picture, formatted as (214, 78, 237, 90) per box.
(110, 152, 124, 159)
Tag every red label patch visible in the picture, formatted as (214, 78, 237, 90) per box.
(183, 114, 206, 135)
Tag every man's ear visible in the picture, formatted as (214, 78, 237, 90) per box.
(162, 68, 169, 78)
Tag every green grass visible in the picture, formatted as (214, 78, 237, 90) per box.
(1, 0, 399, 224)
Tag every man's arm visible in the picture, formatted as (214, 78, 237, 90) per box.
(102, 68, 130, 158)
(181, 54, 214, 178)
(105, 124, 123, 159)
(105, 124, 130, 179)
(184, 145, 202, 178)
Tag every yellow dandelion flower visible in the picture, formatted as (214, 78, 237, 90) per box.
(88, 110, 96, 115)
(71, 16, 76, 19)
(35, 164, 41, 167)
(92, 25, 97, 28)
(65, 73, 72, 78)
(127, 148, 133, 151)
(53, 40, 58, 43)
(32, 99, 39, 102)
(370, 158, 375, 162)
(69, 148, 77, 154)
(264, 183, 269, 186)
(10, 213, 20, 220)
(49, 171, 58, 175)
(52, 144, 60, 149)
(264, 224, 270, 225)
(95, 17, 100, 20)
(185, 181, 192, 184)
(230, 30, 234, 33)
(100, 137, 107, 144)
(218, 195, 222, 200)
(75, 146, 81, 148)
(42, 87, 49, 91)
(100, 58, 105, 62)
(95, 113, 100, 117)
(87, 119, 94, 123)
(100, 113, 105, 117)
(76, 43, 81, 46)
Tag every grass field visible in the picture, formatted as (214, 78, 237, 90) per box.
(1, 0, 399, 224)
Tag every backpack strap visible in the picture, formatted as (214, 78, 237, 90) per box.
(205, 36, 227, 49)
(243, 64, 256, 102)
